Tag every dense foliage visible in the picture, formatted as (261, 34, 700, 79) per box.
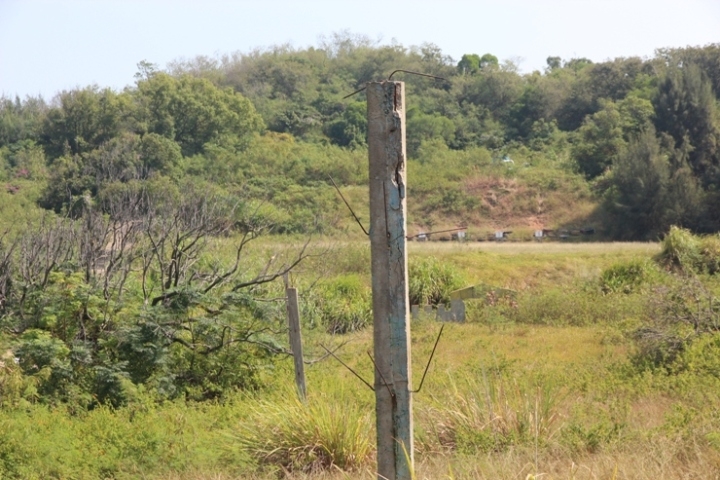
(1, 36, 719, 237)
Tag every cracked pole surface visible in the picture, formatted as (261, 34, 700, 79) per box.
(367, 81, 413, 480)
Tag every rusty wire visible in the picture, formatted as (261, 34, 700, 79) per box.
(367, 350, 394, 399)
(328, 175, 369, 236)
(320, 344, 374, 391)
(342, 69, 447, 100)
(412, 323, 444, 394)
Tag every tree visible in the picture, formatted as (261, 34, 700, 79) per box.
(603, 128, 670, 239)
(0, 95, 47, 147)
(457, 54, 481, 75)
(546, 56, 562, 71)
(406, 111, 455, 156)
(479, 53, 499, 70)
(325, 101, 367, 148)
(653, 64, 720, 187)
(664, 138, 702, 230)
(2, 185, 313, 405)
(459, 66, 523, 126)
(565, 57, 593, 72)
(41, 87, 130, 158)
(572, 101, 625, 179)
(656, 44, 720, 102)
(38, 132, 183, 214)
(458, 53, 498, 75)
(135, 73, 265, 156)
(572, 97, 654, 179)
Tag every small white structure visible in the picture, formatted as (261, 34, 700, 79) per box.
(452, 230, 466, 241)
(494, 230, 511, 241)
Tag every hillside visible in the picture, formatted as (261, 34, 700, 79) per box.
(1, 39, 719, 240)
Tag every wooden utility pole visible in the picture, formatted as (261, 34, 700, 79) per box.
(285, 281, 307, 400)
(367, 81, 413, 480)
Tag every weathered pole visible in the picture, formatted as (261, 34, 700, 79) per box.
(367, 81, 413, 480)
(286, 284, 307, 400)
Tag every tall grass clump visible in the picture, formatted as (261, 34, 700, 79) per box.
(417, 371, 561, 454)
(308, 274, 372, 334)
(231, 393, 373, 474)
(409, 256, 464, 306)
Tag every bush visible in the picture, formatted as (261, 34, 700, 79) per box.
(674, 332, 720, 377)
(656, 226, 708, 273)
(599, 259, 657, 294)
(0, 349, 26, 407)
(560, 409, 625, 454)
(631, 278, 720, 371)
(699, 234, 720, 274)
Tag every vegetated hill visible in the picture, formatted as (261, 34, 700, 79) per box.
(1, 36, 719, 240)
(404, 140, 597, 239)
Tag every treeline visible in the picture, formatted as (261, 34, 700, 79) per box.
(1, 33, 720, 237)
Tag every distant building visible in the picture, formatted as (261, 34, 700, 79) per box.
(494, 230, 512, 241)
(451, 230, 466, 241)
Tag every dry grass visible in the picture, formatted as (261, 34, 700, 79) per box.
(409, 241, 660, 256)
(158, 443, 720, 480)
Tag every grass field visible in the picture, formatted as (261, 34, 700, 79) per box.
(2, 239, 720, 479)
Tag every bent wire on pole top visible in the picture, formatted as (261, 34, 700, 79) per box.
(342, 70, 447, 99)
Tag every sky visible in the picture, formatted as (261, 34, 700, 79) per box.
(1, 0, 719, 100)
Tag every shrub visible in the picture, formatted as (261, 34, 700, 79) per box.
(560, 410, 625, 454)
(674, 332, 720, 377)
(656, 226, 704, 274)
(0, 349, 26, 407)
(699, 234, 720, 274)
(631, 278, 720, 371)
(599, 259, 657, 294)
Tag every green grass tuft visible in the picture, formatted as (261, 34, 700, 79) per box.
(231, 391, 374, 474)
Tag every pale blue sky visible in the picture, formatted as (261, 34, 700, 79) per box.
(1, 0, 719, 99)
